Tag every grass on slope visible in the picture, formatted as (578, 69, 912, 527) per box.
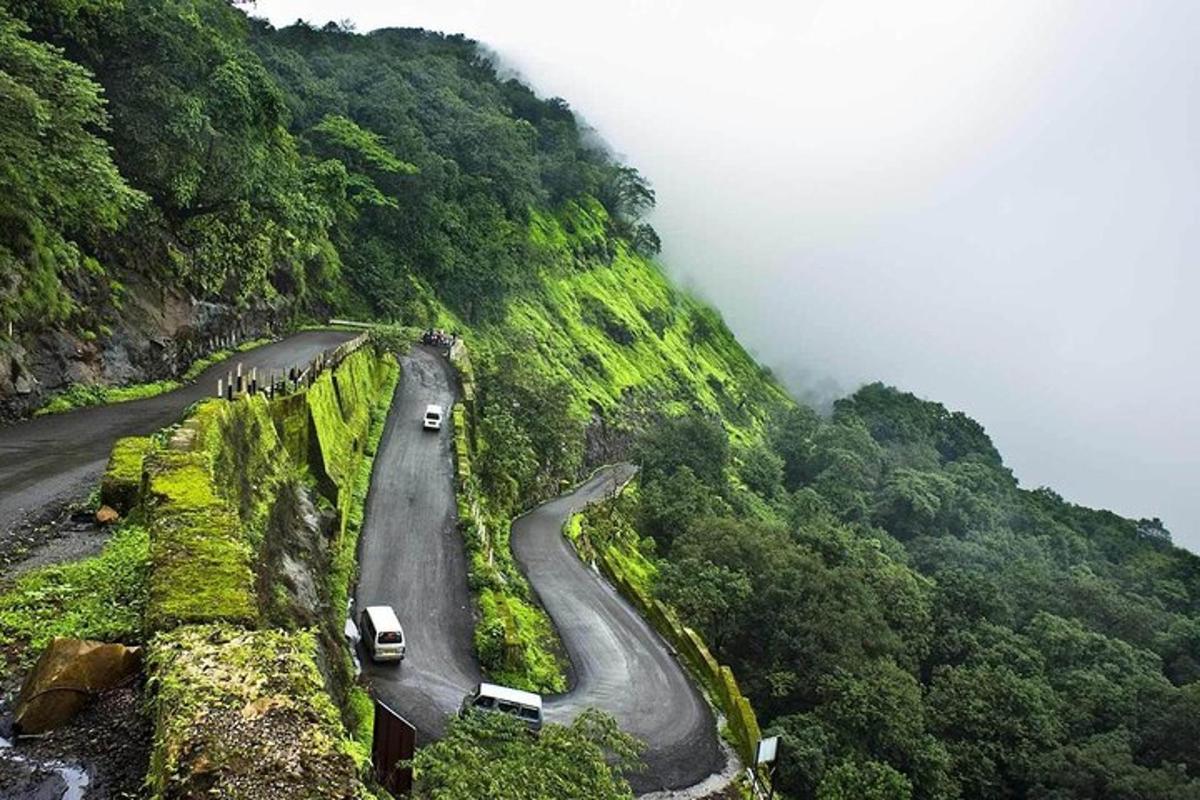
(475, 199, 788, 446)
(0, 522, 150, 658)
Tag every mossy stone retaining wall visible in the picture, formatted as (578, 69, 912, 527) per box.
(145, 625, 365, 800)
(120, 342, 392, 799)
(143, 449, 257, 631)
(100, 436, 155, 514)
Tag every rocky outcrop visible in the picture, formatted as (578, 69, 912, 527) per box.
(0, 275, 289, 420)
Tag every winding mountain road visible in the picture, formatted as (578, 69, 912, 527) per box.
(0, 330, 356, 536)
(356, 346, 723, 792)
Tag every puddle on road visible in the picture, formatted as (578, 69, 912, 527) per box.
(0, 733, 90, 799)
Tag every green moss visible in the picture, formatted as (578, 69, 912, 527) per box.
(100, 435, 154, 513)
(0, 522, 150, 656)
(143, 450, 257, 630)
(306, 347, 383, 496)
(204, 396, 292, 547)
(145, 625, 366, 800)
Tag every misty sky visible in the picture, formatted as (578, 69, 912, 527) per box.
(253, 1, 1200, 551)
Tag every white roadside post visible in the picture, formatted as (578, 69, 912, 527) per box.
(754, 735, 780, 800)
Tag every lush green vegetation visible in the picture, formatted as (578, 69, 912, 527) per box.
(412, 709, 641, 800)
(5, 3, 1199, 798)
(0, 521, 149, 657)
(622, 392, 1200, 799)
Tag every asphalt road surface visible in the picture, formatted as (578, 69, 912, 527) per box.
(356, 346, 723, 792)
(0, 330, 356, 535)
(355, 345, 480, 740)
(511, 466, 723, 790)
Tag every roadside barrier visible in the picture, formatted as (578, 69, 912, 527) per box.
(214, 331, 371, 402)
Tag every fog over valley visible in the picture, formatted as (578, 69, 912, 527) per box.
(255, 0, 1200, 551)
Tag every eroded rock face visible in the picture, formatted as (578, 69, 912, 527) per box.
(0, 340, 36, 398)
(0, 276, 287, 420)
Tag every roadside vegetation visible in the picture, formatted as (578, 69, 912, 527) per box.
(0, 521, 149, 659)
(412, 709, 641, 800)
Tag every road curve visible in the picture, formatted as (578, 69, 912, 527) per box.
(511, 465, 723, 791)
(356, 346, 723, 792)
(0, 330, 356, 535)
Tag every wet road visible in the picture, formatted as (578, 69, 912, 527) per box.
(356, 346, 723, 792)
(512, 466, 722, 790)
(355, 346, 479, 740)
(0, 330, 356, 533)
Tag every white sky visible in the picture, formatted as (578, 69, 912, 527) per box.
(251, 1, 1200, 551)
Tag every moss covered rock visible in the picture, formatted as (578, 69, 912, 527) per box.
(143, 450, 257, 631)
(100, 436, 154, 514)
(145, 625, 367, 800)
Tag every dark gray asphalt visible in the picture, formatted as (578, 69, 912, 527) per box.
(355, 346, 479, 740)
(0, 330, 356, 534)
(356, 346, 723, 792)
(512, 466, 723, 791)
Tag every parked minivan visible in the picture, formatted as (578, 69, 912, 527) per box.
(461, 682, 543, 731)
(359, 605, 406, 663)
(423, 404, 444, 431)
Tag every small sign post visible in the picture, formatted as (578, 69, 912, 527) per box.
(754, 735, 781, 800)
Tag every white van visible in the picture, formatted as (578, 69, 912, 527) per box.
(359, 605, 406, 662)
(423, 404, 444, 431)
(461, 682, 543, 731)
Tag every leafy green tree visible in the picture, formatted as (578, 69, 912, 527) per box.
(926, 663, 1064, 797)
(657, 556, 752, 657)
(817, 759, 913, 800)
(412, 708, 642, 800)
(635, 467, 732, 548)
(635, 413, 728, 486)
(0, 4, 142, 326)
(737, 442, 785, 498)
(477, 409, 538, 515)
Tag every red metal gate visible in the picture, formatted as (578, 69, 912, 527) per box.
(372, 699, 416, 796)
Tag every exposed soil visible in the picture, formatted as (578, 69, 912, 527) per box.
(0, 679, 150, 800)
(0, 505, 109, 581)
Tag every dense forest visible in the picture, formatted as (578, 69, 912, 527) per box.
(616, 389, 1200, 799)
(2, 1, 1198, 798)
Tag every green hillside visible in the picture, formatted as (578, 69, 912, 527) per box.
(1, 2, 1198, 799)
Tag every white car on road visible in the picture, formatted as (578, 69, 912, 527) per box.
(360, 605, 406, 663)
(423, 404, 444, 431)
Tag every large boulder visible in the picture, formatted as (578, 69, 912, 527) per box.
(13, 638, 142, 735)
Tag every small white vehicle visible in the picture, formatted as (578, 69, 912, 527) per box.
(423, 404, 444, 431)
(461, 682, 543, 731)
(359, 605, 406, 663)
